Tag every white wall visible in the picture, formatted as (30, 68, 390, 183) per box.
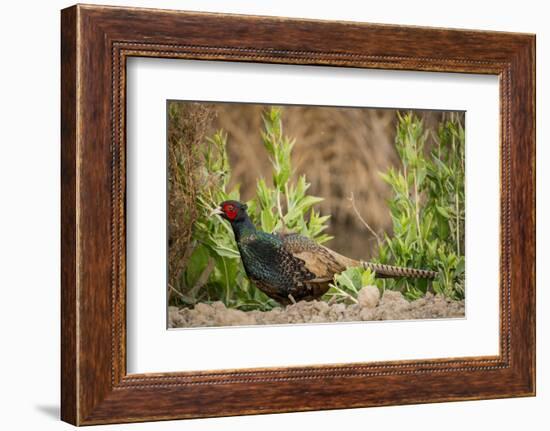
(0, 0, 546, 429)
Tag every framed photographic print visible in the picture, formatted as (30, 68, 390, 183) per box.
(61, 4, 535, 425)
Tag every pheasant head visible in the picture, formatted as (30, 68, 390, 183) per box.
(210, 200, 255, 241)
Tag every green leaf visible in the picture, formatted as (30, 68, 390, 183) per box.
(185, 245, 210, 288)
(260, 208, 276, 232)
(454, 257, 465, 276)
(361, 268, 376, 286)
(295, 195, 324, 213)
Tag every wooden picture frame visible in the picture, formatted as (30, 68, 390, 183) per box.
(61, 4, 535, 425)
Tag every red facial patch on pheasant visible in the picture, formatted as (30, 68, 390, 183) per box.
(222, 203, 238, 221)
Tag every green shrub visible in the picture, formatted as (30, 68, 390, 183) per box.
(376, 112, 465, 300)
(249, 108, 332, 243)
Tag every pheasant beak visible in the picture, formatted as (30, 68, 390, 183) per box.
(209, 206, 224, 217)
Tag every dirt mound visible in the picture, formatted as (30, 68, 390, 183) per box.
(168, 287, 465, 328)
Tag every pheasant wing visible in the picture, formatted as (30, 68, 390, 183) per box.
(277, 232, 357, 281)
(239, 232, 319, 301)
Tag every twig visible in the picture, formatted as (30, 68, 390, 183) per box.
(455, 191, 460, 256)
(276, 189, 287, 231)
(348, 192, 382, 246)
(168, 284, 186, 300)
(189, 257, 215, 297)
(327, 295, 339, 305)
(222, 257, 230, 304)
(328, 284, 359, 304)
(179, 241, 197, 273)
(412, 133, 422, 241)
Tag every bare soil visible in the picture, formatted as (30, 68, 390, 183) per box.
(168, 287, 465, 329)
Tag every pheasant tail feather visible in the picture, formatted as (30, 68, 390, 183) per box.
(362, 261, 438, 279)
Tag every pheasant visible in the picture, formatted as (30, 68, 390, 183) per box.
(211, 200, 438, 305)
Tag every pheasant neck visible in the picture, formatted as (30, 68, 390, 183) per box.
(231, 214, 257, 242)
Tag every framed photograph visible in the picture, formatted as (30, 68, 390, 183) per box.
(61, 4, 535, 425)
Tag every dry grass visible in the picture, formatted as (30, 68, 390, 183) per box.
(167, 102, 215, 300)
